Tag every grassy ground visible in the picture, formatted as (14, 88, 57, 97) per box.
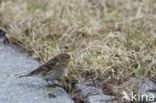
(0, 0, 155, 93)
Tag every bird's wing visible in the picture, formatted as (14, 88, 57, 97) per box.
(28, 57, 59, 76)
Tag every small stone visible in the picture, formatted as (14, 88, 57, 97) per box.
(75, 81, 114, 103)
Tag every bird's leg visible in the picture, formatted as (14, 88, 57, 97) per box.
(46, 80, 51, 86)
(46, 80, 62, 88)
(51, 80, 55, 85)
(46, 80, 56, 87)
(50, 80, 57, 88)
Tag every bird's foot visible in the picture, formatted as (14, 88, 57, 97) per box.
(47, 83, 63, 88)
(54, 84, 62, 88)
(47, 83, 62, 88)
(46, 80, 62, 88)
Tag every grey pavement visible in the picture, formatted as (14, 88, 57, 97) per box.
(0, 41, 74, 103)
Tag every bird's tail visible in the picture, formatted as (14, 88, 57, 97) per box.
(18, 74, 32, 78)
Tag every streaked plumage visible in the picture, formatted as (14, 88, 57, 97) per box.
(19, 53, 71, 86)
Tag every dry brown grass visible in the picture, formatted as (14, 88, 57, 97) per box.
(0, 0, 155, 92)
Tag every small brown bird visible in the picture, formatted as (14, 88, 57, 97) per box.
(19, 53, 71, 87)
